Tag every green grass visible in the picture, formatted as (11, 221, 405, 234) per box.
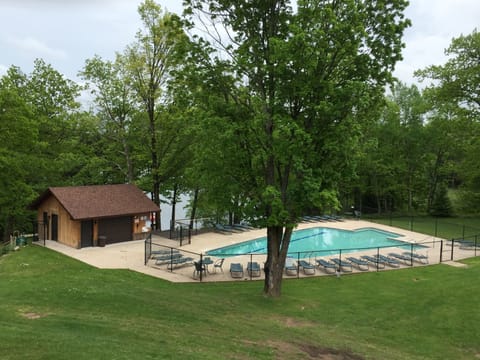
(1, 246, 480, 359)
(366, 215, 480, 240)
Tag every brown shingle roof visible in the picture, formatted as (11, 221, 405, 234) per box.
(31, 184, 160, 220)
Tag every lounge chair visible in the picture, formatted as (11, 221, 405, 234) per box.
(222, 224, 244, 232)
(168, 257, 194, 270)
(315, 259, 337, 274)
(330, 258, 353, 272)
(320, 215, 334, 221)
(361, 255, 386, 269)
(231, 224, 249, 231)
(154, 252, 183, 265)
(151, 249, 179, 258)
(247, 262, 261, 277)
(284, 258, 298, 276)
(403, 252, 429, 264)
(230, 263, 244, 278)
(330, 215, 344, 221)
(212, 258, 225, 273)
(234, 223, 254, 230)
(213, 223, 233, 234)
(346, 257, 369, 271)
(298, 260, 316, 275)
(459, 241, 480, 250)
(388, 252, 413, 265)
(375, 254, 401, 267)
(302, 216, 320, 222)
(323, 215, 341, 222)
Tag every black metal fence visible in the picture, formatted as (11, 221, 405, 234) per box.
(365, 215, 480, 240)
(446, 234, 479, 260)
(145, 234, 480, 282)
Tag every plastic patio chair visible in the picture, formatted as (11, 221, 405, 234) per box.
(213, 258, 225, 273)
(193, 261, 207, 279)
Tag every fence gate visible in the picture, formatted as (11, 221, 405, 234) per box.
(439, 240, 450, 262)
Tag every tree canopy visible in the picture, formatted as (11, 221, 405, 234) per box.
(1, 1, 479, 298)
(182, 0, 410, 296)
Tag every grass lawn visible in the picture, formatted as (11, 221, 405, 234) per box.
(1, 246, 479, 359)
(366, 215, 480, 240)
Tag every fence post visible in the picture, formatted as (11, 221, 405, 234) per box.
(339, 249, 342, 273)
(410, 243, 413, 266)
(376, 247, 380, 272)
(199, 253, 203, 282)
(144, 233, 152, 265)
(144, 238, 147, 265)
(296, 253, 300, 278)
(438, 240, 442, 263)
(450, 239, 454, 261)
(475, 235, 478, 257)
(434, 218, 438, 237)
(249, 254, 253, 280)
(410, 216, 414, 231)
(462, 225, 465, 240)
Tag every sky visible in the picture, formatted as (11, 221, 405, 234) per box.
(0, 0, 479, 88)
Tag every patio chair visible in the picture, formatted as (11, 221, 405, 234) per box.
(375, 254, 401, 268)
(247, 262, 261, 277)
(230, 263, 244, 278)
(361, 255, 386, 269)
(403, 252, 429, 264)
(298, 260, 316, 275)
(212, 258, 225, 273)
(315, 259, 337, 274)
(346, 257, 370, 271)
(213, 223, 233, 234)
(151, 249, 179, 257)
(233, 222, 254, 230)
(167, 257, 194, 270)
(193, 261, 206, 280)
(154, 253, 183, 265)
(388, 252, 413, 265)
(285, 257, 298, 276)
(458, 241, 480, 250)
(330, 258, 353, 272)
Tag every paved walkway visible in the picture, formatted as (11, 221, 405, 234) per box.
(36, 219, 475, 283)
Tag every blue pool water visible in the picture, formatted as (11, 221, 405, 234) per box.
(206, 227, 414, 258)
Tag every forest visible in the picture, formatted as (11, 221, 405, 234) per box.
(1, 0, 478, 246)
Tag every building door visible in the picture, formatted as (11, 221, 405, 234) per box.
(51, 214, 58, 241)
(81, 220, 93, 248)
(98, 216, 132, 244)
(42, 212, 49, 240)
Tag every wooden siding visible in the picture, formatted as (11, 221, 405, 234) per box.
(36, 195, 81, 248)
(35, 196, 152, 249)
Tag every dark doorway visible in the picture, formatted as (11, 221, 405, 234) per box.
(51, 214, 58, 241)
(43, 212, 49, 240)
(98, 216, 132, 244)
(81, 220, 93, 248)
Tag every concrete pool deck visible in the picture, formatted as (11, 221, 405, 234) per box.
(37, 219, 475, 283)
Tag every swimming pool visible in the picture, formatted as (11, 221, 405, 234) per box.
(206, 227, 415, 258)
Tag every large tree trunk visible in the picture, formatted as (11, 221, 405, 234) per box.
(263, 225, 293, 297)
(148, 100, 161, 231)
(122, 136, 134, 183)
(189, 188, 199, 230)
(170, 183, 178, 234)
